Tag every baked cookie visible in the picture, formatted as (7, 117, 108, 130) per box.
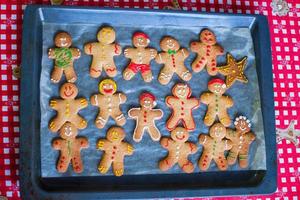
(97, 126, 134, 176)
(190, 29, 224, 76)
(226, 116, 256, 168)
(49, 83, 88, 132)
(52, 122, 89, 173)
(84, 26, 122, 78)
(159, 127, 197, 173)
(200, 78, 233, 127)
(166, 83, 199, 131)
(90, 79, 127, 129)
(155, 36, 192, 85)
(48, 32, 81, 83)
(128, 92, 163, 142)
(198, 123, 232, 171)
(217, 53, 248, 88)
(123, 32, 157, 82)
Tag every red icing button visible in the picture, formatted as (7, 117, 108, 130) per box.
(207, 45, 211, 48)
(181, 113, 184, 116)
(112, 151, 115, 154)
(202, 57, 205, 60)
(181, 107, 184, 110)
(181, 101, 185, 105)
(113, 146, 117, 149)
(212, 67, 216, 71)
(111, 156, 114, 159)
(206, 53, 210, 56)
(144, 120, 147, 122)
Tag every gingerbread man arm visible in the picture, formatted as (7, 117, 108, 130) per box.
(213, 45, 224, 56)
(113, 43, 122, 56)
(118, 93, 127, 104)
(160, 137, 173, 149)
(52, 138, 64, 150)
(90, 94, 100, 107)
(247, 132, 256, 141)
(155, 52, 167, 64)
(121, 142, 134, 156)
(70, 48, 81, 59)
(225, 128, 235, 140)
(128, 108, 140, 119)
(97, 139, 109, 151)
(180, 48, 190, 59)
(223, 139, 233, 150)
(200, 92, 213, 105)
(186, 142, 198, 154)
(223, 96, 234, 108)
(75, 98, 89, 109)
(198, 134, 211, 146)
(152, 109, 163, 119)
(84, 43, 96, 55)
(124, 47, 135, 59)
(190, 42, 201, 52)
(77, 137, 89, 148)
(189, 98, 200, 108)
(165, 96, 176, 107)
(48, 48, 56, 59)
(49, 99, 62, 110)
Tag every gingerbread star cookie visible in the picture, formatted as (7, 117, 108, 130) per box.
(217, 53, 248, 88)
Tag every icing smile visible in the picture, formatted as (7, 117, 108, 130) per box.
(104, 88, 113, 94)
(64, 90, 74, 97)
(176, 134, 185, 140)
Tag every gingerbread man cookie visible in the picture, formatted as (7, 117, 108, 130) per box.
(159, 127, 197, 173)
(52, 122, 89, 173)
(190, 29, 224, 76)
(48, 32, 81, 83)
(155, 36, 192, 85)
(84, 26, 122, 78)
(128, 92, 163, 142)
(97, 126, 134, 176)
(49, 83, 88, 132)
(123, 32, 157, 82)
(166, 83, 199, 131)
(200, 78, 233, 127)
(226, 116, 256, 168)
(198, 123, 232, 171)
(90, 79, 127, 129)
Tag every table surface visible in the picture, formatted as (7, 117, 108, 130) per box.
(0, 0, 299, 199)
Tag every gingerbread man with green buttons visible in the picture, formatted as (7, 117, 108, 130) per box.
(198, 123, 232, 171)
(48, 32, 81, 83)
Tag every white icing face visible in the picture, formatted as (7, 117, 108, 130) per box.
(234, 116, 251, 133)
(211, 83, 226, 95)
(142, 99, 153, 109)
(60, 122, 78, 139)
(210, 123, 225, 139)
(171, 127, 189, 142)
(60, 37, 69, 47)
(102, 83, 114, 94)
(64, 125, 73, 137)
(166, 39, 175, 49)
(175, 84, 189, 98)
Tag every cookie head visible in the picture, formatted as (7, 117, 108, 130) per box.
(200, 29, 216, 45)
(55, 32, 72, 48)
(140, 92, 156, 109)
(210, 123, 226, 139)
(97, 26, 116, 45)
(107, 127, 125, 143)
(60, 83, 78, 99)
(171, 127, 189, 142)
(234, 116, 251, 133)
(172, 83, 191, 98)
(160, 36, 180, 52)
(99, 79, 117, 95)
(132, 32, 150, 48)
(208, 78, 227, 95)
(59, 122, 78, 139)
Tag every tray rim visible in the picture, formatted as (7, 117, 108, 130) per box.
(20, 5, 277, 199)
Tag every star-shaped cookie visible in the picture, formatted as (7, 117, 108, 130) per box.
(276, 120, 300, 146)
(218, 53, 248, 88)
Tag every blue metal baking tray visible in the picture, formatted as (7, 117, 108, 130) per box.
(20, 5, 276, 199)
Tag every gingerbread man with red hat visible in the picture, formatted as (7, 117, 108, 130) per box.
(123, 32, 157, 83)
(200, 78, 234, 127)
(128, 92, 163, 142)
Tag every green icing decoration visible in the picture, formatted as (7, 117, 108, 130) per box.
(54, 48, 73, 68)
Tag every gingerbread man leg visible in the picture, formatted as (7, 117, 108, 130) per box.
(198, 152, 212, 171)
(206, 59, 218, 76)
(71, 115, 87, 130)
(123, 67, 136, 81)
(159, 155, 177, 171)
(133, 125, 145, 142)
(227, 148, 238, 165)
(90, 60, 102, 78)
(98, 154, 112, 174)
(182, 116, 196, 130)
(192, 57, 207, 73)
(95, 110, 110, 129)
(112, 161, 124, 177)
(147, 125, 161, 141)
(166, 115, 180, 131)
(104, 63, 117, 77)
(178, 158, 194, 173)
(51, 66, 63, 83)
(141, 70, 153, 83)
(238, 151, 249, 168)
(57, 153, 71, 173)
(176, 66, 192, 82)
(218, 111, 231, 127)
(71, 152, 83, 173)
(158, 67, 174, 85)
(49, 116, 66, 132)
(111, 111, 126, 126)
(214, 154, 228, 171)
(204, 110, 216, 127)
(64, 66, 77, 83)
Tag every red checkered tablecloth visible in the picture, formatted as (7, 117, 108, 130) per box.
(0, 0, 299, 199)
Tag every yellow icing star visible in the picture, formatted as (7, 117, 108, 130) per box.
(217, 53, 248, 88)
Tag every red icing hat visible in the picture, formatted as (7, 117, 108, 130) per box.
(140, 92, 156, 101)
(133, 32, 150, 40)
(208, 78, 225, 86)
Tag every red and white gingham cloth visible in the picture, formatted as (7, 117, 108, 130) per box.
(0, 0, 299, 199)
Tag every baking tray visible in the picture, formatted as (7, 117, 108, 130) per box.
(20, 5, 276, 199)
